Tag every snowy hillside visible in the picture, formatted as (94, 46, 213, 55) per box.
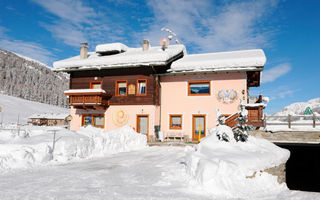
(0, 49, 69, 107)
(0, 94, 69, 124)
(273, 98, 320, 116)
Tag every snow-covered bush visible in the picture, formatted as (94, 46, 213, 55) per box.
(211, 125, 235, 143)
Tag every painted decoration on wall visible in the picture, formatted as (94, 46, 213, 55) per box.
(128, 84, 136, 95)
(112, 110, 129, 126)
(217, 89, 238, 103)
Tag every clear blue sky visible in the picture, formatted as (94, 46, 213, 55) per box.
(0, 0, 319, 114)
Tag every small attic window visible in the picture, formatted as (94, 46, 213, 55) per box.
(95, 43, 128, 55)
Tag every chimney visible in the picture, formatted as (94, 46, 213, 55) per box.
(142, 39, 150, 51)
(80, 42, 88, 59)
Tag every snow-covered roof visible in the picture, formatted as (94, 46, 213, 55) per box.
(95, 43, 128, 53)
(169, 49, 266, 73)
(53, 44, 186, 72)
(29, 113, 70, 120)
(64, 89, 106, 94)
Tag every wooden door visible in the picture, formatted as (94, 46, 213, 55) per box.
(137, 115, 149, 139)
(192, 115, 206, 141)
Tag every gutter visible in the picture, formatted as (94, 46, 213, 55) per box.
(156, 66, 264, 76)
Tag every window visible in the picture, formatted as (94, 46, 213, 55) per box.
(188, 81, 210, 96)
(90, 81, 102, 89)
(116, 80, 127, 96)
(82, 114, 104, 128)
(137, 79, 147, 95)
(169, 114, 182, 130)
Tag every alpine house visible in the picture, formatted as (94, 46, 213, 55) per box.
(53, 40, 266, 142)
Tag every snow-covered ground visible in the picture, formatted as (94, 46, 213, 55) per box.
(1, 125, 320, 199)
(0, 94, 69, 124)
(264, 124, 320, 132)
(0, 146, 319, 200)
(264, 97, 320, 132)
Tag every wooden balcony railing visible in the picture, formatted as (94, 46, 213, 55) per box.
(64, 89, 112, 110)
(246, 105, 264, 127)
(224, 105, 265, 129)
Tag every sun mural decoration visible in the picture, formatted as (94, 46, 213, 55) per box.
(217, 89, 238, 103)
(112, 110, 129, 126)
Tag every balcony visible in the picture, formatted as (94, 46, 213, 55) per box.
(64, 89, 112, 110)
(245, 105, 265, 128)
(224, 95, 266, 129)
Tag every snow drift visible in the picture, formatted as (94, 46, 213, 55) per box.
(0, 126, 147, 171)
(185, 125, 290, 199)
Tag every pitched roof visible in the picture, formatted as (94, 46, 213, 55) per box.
(53, 44, 186, 72)
(169, 49, 266, 73)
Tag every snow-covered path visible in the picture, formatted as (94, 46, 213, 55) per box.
(0, 146, 210, 200)
(0, 146, 319, 200)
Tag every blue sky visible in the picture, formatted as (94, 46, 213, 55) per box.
(0, 0, 319, 114)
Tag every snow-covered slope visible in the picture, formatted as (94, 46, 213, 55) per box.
(0, 94, 69, 124)
(273, 98, 320, 116)
(0, 49, 69, 107)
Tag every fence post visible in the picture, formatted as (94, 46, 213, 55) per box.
(263, 114, 267, 128)
(288, 114, 291, 129)
(313, 113, 316, 128)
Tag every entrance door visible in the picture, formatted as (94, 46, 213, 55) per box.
(192, 115, 206, 141)
(137, 115, 149, 139)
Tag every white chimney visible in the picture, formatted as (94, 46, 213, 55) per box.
(142, 39, 150, 51)
(80, 42, 88, 59)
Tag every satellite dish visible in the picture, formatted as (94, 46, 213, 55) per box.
(159, 38, 169, 50)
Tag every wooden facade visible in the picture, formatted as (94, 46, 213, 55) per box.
(246, 106, 265, 128)
(247, 71, 261, 87)
(69, 67, 161, 106)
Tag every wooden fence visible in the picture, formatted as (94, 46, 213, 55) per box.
(265, 114, 320, 128)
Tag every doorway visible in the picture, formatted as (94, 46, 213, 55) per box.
(192, 114, 206, 141)
(137, 114, 149, 139)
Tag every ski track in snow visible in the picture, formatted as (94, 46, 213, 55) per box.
(0, 146, 319, 200)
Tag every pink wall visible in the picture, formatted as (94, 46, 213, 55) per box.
(69, 105, 157, 138)
(160, 72, 247, 139)
(105, 105, 156, 136)
(69, 107, 105, 131)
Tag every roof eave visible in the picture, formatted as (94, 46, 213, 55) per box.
(161, 66, 264, 76)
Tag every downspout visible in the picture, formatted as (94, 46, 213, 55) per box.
(151, 65, 161, 140)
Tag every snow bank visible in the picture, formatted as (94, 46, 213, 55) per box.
(185, 125, 290, 199)
(0, 126, 147, 171)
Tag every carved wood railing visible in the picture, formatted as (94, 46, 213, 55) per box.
(64, 90, 112, 110)
(69, 95, 110, 105)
